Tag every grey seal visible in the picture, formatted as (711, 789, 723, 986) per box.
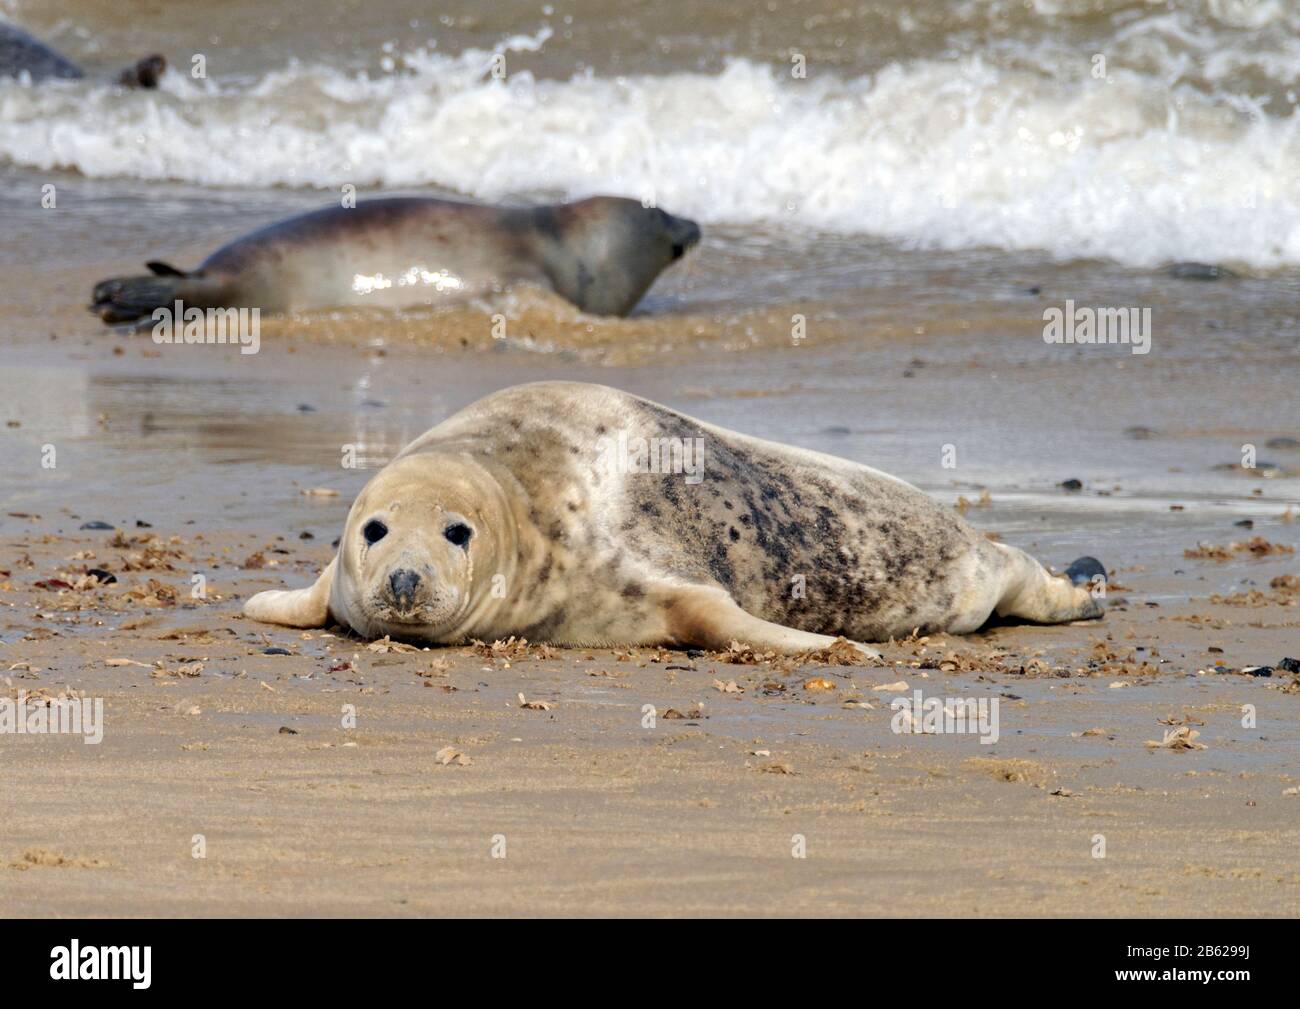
(0, 21, 164, 88)
(91, 196, 701, 322)
(245, 382, 1104, 657)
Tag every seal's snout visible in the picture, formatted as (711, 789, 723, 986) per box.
(668, 214, 701, 259)
(388, 568, 422, 609)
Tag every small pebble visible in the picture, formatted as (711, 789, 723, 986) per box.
(1168, 262, 1235, 281)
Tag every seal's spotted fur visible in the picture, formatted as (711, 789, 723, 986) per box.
(246, 382, 1103, 656)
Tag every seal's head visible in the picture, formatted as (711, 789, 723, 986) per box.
(243, 453, 515, 641)
(538, 196, 701, 316)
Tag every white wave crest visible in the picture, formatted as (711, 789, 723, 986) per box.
(1, 24, 1298, 268)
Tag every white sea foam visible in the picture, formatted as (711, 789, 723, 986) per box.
(2, 23, 1298, 268)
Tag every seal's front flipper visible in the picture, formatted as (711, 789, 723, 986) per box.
(116, 54, 166, 89)
(244, 559, 336, 629)
(662, 584, 882, 661)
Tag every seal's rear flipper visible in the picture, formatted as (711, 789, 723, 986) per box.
(116, 54, 166, 89)
(1064, 556, 1107, 587)
(90, 267, 191, 324)
(988, 543, 1105, 626)
(89, 261, 228, 325)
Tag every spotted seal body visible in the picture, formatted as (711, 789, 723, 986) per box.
(245, 382, 1103, 656)
(91, 197, 701, 323)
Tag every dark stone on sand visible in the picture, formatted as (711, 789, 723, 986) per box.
(1059, 478, 1083, 492)
(297, 404, 316, 413)
(135, 519, 152, 528)
(1278, 657, 1300, 674)
(1213, 461, 1280, 474)
(1064, 556, 1106, 587)
(1234, 519, 1254, 528)
(1265, 437, 1300, 451)
(1025, 286, 1041, 296)
(79, 520, 114, 530)
(278, 726, 299, 735)
(299, 531, 314, 539)
(86, 568, 117, 584)
(263, 647, 292, 655)
(1124, 426, 1158, 440)
(1168, 262, 1236, 281)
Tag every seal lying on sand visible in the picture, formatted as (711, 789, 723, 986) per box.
(91, 197, 701, 322)
(245, 383, 1105, 656)
(0, 21, 164, 88)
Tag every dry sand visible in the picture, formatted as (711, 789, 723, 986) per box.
(2, 520, 1298, 917)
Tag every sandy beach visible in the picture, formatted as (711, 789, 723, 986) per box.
(2, 315, 1297, 917)
(2, 0, 1299, 919)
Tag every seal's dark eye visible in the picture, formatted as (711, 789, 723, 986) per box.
(444, 522, 472, 548)
(362, 519, 388, 545)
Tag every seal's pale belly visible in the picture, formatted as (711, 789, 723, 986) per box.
(248, 241, 541, 311)
(201, 203, 547, 312)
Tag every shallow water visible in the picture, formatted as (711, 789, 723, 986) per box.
(4, 0, 1300, 266)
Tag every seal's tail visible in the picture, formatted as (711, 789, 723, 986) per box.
(90, 261, 201, 324)
(116, 54, 166, 89)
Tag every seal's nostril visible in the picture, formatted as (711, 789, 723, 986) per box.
(670, 219, 701, 259)
(388, 569, 421, 606)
